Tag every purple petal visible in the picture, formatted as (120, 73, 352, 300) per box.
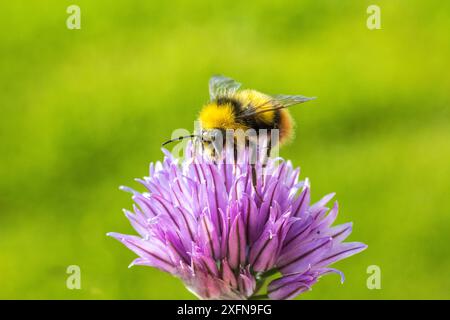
(107, 232, 175, 273)
(315, 242, 368, 268)
(238, 271, 256, 298)
(198, 210, 222, 260)
(278, 237, 333, 274)
(310, 192, 335, 211)
(227, 212, 247, 269)
(249, 206, 283, 272)
(326, 222, 353, 243)
(316, 267, 345, 283)
(267, 274, 313, 300)
(291, 187, 310, 218)
(221, 259, 238, 289)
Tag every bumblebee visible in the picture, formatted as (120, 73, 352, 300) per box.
(163, 75, 315, 151)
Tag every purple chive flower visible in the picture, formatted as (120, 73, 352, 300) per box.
(108, 145, 367, 300)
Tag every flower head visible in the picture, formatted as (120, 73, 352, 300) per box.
(108, 145, 366, 299)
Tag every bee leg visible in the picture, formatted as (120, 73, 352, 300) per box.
(260, 138, 272, 191)
(266, 138, 272, 160)
(248, 139, 264, 201)
(263, 144, 272, 166)
(262, 138, 271, 166)
(251, 163, 264, 202)
(251, 163, 257, 188)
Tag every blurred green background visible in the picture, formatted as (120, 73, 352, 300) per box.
(1, 0, 449, 299)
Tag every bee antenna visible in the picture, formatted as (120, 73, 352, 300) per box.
(162, 134, 200, 146)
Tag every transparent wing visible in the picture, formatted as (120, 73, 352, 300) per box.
(271, 94, 316, 107)
(236, 94, 316, 118)
(209, 75, 242, 100)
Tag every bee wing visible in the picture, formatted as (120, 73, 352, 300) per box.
(237, 94, 316, 118)
(271, 94, 316, 107)
(209, 75, 242, 100)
